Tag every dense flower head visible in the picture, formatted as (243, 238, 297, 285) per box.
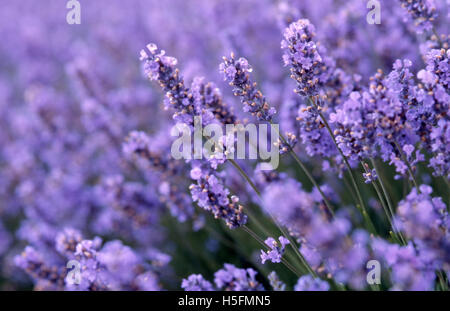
(411, 49, 449, 133)
(369, 185, 450, 289)
(140, 44, 214, 127)
(14, 246, 66, 290)
(297, 104, 337, 159)
(191, 77, 237, 125)
(421, 48, 449, 90)
(260, 236, 290, 264)
(331, 61, 429, 178)
(189, 164, 247, 229)
(282, 19, 334, 97)
(413, 48, 450, 177)
(220, 54, 276, 121)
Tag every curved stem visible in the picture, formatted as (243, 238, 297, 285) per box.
(309, 98, 376, 233)
(270, 122, 335, 217)
(362, 162, 406, 245)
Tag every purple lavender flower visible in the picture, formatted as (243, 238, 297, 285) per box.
(220, 54, 276, 121)
(372, 239, 437, 290)
(363, 168, 378, 184)
(14, 246, 66, 290)
(294, 275, 330, 291)
(414, 48, 450, 177)
(124, 131, 181, 176)
(429, 119, 450, 178)
(214, 263, 264, 291)
(281, 19, 334, 97)
(399, 0, 438, 33)
(262, 178, 317, 238)
(260, 236, 290, 264)
(276, 132, 298, 155)
(100, 175, 162, 228)
(191, 77, 237, 125)
(55, 228, 83, 258)
(394, 185, 449, 268)
(268, 271, 286, 291)
(189, 164, 247, 229)
(140, 44, 214, 127)
(297, 104, 337, 159)
(181, 274, 215, 291)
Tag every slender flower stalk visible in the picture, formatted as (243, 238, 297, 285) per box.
(362, 162, 406, 245)
(311, 98, 376, 234)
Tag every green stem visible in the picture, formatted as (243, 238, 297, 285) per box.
(437, 271, 448, 291)
(362, 162, 406, 245)
(370, 159, 396, 217)
(309, 98, 376, 234)
(229, 159, 261, 196)
(271, 122, 334, 217)
(432, 27, 443, 47)
(393, 140, 420, 190)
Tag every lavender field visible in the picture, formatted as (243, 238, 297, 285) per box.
(0, 0, 449, 291)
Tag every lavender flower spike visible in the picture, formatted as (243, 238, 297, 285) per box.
(220, 54, 276, 122)
(260, 236, 290, 264)
(140, 43, 198, 127)
(189, 164, 247, 229)
(281, 19, 333, 97)
(399, 0, 438, 33)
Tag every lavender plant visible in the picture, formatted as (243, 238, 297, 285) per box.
(0, 0, 448, 292)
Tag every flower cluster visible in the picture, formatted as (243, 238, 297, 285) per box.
(190, 164, 247, 229)
(182, 264, 264, 291)
(281, 19, 334, 97)
(140, 44, 215, 128)
(15, 228, 161, 290)
(399, 0, 438, 33)
(181, 274, 214, 291)
(220, 55, 276, 121)
(260, 236, 290, 264)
